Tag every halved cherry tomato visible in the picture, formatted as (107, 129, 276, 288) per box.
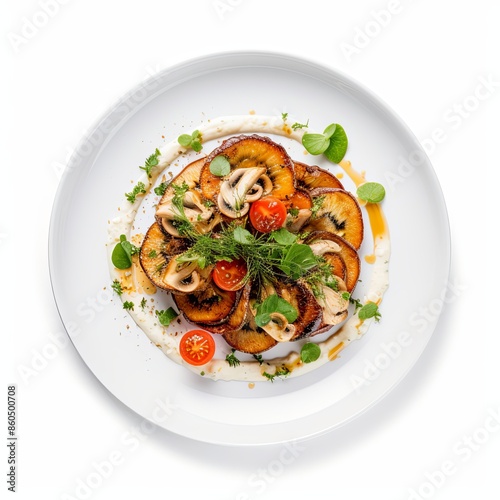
(212, 258, 247, 291)
(179, 330, 216, 366)
(249, 196, 287, 233)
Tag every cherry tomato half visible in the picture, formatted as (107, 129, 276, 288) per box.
(212, 258, 247, 291)
(249, 196, 287, 233)
(179, 330, 216, 366)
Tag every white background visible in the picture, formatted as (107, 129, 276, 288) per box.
(2, 0, 499, 499)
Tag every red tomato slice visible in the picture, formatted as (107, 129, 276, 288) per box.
(249, 196, 287, 233)
(179, 330, 216, 366)
(212, 258, 247, 291)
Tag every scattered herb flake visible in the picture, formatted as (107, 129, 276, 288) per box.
(123, 301, 134, 311)
(225, 349, 241, 367)
(111, 279, 123, 295)
(156, 307, 179, 326)
(125, 182, 146, 203)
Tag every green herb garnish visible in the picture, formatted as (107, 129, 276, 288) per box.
(281, 112, 288, 121)
(310, 195, 325, 218)
(255, 294, 298, 327)
(123, 301, 134, 311)
(111, 235, 139, 270)
(140, 148, 161, 177)
(300, 343, 321, 363)
(271, 228, 297, 246)
(288, 207, 299, 217)
(292, 120, 309, 130)
(154, 181, 169, 196)
(209, 155, 231, 177)
(225, 349, 241, 367)
(111, 279, 123, 296)
(148, 250, 157, 258)
(156, 307, 179, 326)
(253, 354, 264, 365)
(178, 130, 202, 152)
(358, 302, 381, 322)
(140, 297, 147, 309)
(302, 123, 348, 163)
(263, 367, 290, 382)
(125, 182, 146, 203)
(357, 182, 386, 203)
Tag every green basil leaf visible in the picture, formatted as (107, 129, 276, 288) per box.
(210, 155, 231, 176)
(357, 182, 386, 203)
(280, 244, 317, 279)
(271, 228, 297, 246)
(111, 235, 133, 269)
(302, 133, 330, 155)
(233, 226, 254, 244)
(255, 294, 298, 327)
(323, 124, 348, 163)
(300, 343, 321, 363)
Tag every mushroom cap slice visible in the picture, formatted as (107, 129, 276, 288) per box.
(199, 134, 295, 203)
(294, 161, 345, 190)
(223, 313, 278, 354)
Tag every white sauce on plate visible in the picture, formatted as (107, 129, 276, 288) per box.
(107, 115, 390, 382)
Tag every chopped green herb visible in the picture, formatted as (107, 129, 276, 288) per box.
(349, 296, 363, 311)
(203, 199, 214, 208)
(123, 301, 134, 311)
(148, 249, 157, 258)
(225, 349, 241, 367)
(156, 307, 179, 326)
(253, 354, 264, 365)
(140, 148, 161, 177)
(341, 291, 351, 301)
(140, 297, 147, 309)
(178, 130, 202, 152)
(263, 367, 290, 382)
(310, 195, 325, 218)
(125, 182, 146, 203)
(357, 182, 386, 203)
(209, 155, 231, 177)
(288, 207, 299, 217)
(111, 279, 123, 295)
(300, 343, 321, 363)
(291, 120, 309, 130)
(358, 302, 381, 321)
(154, 181, 169, 196)
(281, 112, 288, 121)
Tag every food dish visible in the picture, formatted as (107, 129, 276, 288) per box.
(49, 52, 450, 444)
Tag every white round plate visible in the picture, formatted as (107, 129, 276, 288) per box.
(49, 51, 450, 446)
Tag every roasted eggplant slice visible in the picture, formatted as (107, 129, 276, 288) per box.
(294, 161, 344, 190)
(199, 283, 251, 334)
(274, 281, 323, 340)
(199, 135, 295, 204)
(305, 188, 364, 250)
(139, 222, 190, 290)
(305, 231, 361, 293)
(223, 314, 278, 354)
(173, 282, 238, 325)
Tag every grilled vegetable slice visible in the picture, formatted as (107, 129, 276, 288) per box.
(223, 314, 278, 354)
(200, 283, 251, 334)
(274, 281, 323, 340)
(305, 188, 364, 249)
(294, 161, 344, 190)
(139, 222, 190, 290)
(173, 282, 238, 325)
(199, 134, 295, 204)
(305, 231, 361, 293)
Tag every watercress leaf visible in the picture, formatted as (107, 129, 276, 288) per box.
(233, 226, 254, 244)
(156, 307, 179, 326)
(358, 302, 381, 321)
(271, 228, 297, 246)
(300, 343, 321, 363)
(191, 130, 201, 139)
(323, 123, 337, 139)
(323, 124, 348, 163)
(111, 236, 133, 269)
(357, 182, 386, 203)
(178, 134, 192, 147)
(191, 140, 202, 152)
(210, 155, 231, 176)
(302, 133, 330, 155)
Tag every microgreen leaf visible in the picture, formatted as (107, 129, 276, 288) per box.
(302, 133, 330, 155)
(140, 148, 161, 177)
(123, 301, 134, 311)
(154, 181, 169, 196)
(357, 182, 386, 203)
(323, 124, 348, 163)
(111, 279, 123, 295)
(209, 155, 231, 176)
(300, 343, 321, 363)
(111, 234, 134, 269)
(178, 134, 192, 147)
(279, 244, 317, 279)
(255, 294, 298, 327)
(358, 302, 381, 322)
(291, 120, 309, 130)
(156, 307, 179, 326)
(178, 130, 203, 151)
(323, 123, 337, 139)
(233, 226, 254, 245)
(125, 182, 146, 203)
(281, 112, 288, 121)
(271, 228, 297, 246)
(140, 297, 147, 309)
(225, 349, 241, 367)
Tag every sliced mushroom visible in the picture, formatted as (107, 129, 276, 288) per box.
(286, 208, 312, 233)
(162, 259, 201, 293)
(316, 285, 349, 326)
(217, 167, 267, 218)
(308, 239, 341, 256)
(260, 312, 296, 342)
